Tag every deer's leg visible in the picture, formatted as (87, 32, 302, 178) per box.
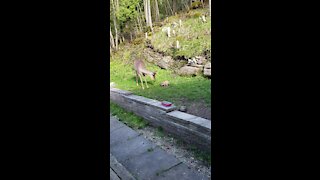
(138, 74, 145, 89)
(143, 77, 149, 88)
(135, 73, 139, 86)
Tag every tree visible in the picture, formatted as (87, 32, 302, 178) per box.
(209, 0, 211, 16)
(154, 0, 160, 22)
(111, 0, 118, 50)
(144, 0, 153, 32)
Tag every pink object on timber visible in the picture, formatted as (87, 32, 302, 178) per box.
(161, 101, 172, 107)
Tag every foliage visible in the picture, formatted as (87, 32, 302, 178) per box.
(116, 0, 141, 28)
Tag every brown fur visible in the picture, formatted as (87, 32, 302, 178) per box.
(134, 60, 156, 89)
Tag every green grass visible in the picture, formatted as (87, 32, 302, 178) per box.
(110, 57, 211, 107)
(151, 8, 211, 59)
(110, 101, 148, 129)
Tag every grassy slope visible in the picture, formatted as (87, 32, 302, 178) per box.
(151, 8, 211, 59)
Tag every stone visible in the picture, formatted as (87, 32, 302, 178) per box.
(156, 56, 174, 69)
(179, 106, 187, 112)
(126, 95, 176, 112)
(167, 110, 197, 121)
(178, 66, 202, 76)
(190, 64, 204, 68)
(110, 88, 132, 96)
(204, 62, 211, 69)
(160, 80, 170, 87)
(204, 68, 211, 77)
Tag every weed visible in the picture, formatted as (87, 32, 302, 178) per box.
(155, 126, 165, 137)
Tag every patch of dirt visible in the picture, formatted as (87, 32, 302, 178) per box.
(175, 100, 211, 120)
(136, 126, 211, 179)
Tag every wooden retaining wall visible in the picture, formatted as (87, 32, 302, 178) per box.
(110, 88, 211, 152)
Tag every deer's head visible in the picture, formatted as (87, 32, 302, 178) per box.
(150, 72, 157, 80)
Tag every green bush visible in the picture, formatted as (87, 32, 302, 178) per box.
(191, 1, 202, 9)
(132, 37, 144, 45)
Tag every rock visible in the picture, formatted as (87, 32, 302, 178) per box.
(156, 56, 174, 69)
(179, 106, 187, 112)
(204, 62, 211, 77)
(190, 64, 204, 68)
(204, 68, 211, 77)
(178, 66, 202, 76)
(204, 62, 211, 69)
(160, 80, 170, 87)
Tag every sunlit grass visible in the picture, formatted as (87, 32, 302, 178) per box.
(110, 57, 211, 106)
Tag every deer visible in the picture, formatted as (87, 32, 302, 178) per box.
(134, 60, 156, 89)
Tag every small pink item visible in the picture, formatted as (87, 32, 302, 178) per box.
(161, 101, 172, 107)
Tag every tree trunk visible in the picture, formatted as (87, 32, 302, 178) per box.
(144, 0, 153, 32)
(137, 3, 145, 26)
(111, 0, 118, 50)
(164, 2, 169, 16)
(110, 28, 115, 49)
(166, 0, 174, 15)
(130, 32, 133, 42)
(116, 0, 119, 12)
(209, 0, 211, 16)
(144, 0, 149, 26)
(148, 0, 153, 31)
(172, 0, 176, 14)
(154, 0, 160, 22)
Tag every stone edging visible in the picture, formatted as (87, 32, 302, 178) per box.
(110, 88, 211, 152)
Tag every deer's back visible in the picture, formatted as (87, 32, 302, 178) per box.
(134, 60, 145, 72)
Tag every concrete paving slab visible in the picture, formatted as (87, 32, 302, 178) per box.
(123, 147, 181, 180)
(111, 135, 157, 163)
(155, 163, 209, 180)
(110, 116, 126, 133)
(110, 125, 140, 146)
(110, 168, 120, 180)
